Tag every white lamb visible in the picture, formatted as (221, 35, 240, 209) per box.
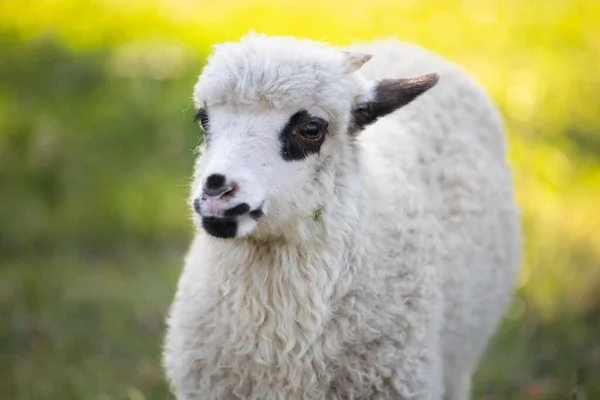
(163, 32, 521, 400)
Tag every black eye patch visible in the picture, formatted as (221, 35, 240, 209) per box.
(279, 110, 328, 162)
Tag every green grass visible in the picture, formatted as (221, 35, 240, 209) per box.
(475, 299, 600, 399)
(0, 252, 181, 400)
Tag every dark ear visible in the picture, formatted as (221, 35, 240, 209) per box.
(350, 73, 439, 134)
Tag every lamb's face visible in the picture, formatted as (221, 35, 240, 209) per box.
(188, 34, 439, 239)
(190, 99, 355, 239)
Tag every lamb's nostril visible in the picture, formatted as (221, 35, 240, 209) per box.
(203, 185, 231, 198)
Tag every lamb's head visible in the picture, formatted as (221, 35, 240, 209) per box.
(190, 33, 438, 240)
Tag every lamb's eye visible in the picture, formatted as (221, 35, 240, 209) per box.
(193, 108, 210, 132)
(299, 120, 326, 140)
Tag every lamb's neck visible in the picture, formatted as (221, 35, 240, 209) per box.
(194, 235, 353, 356)
(209, 223, 360, 291)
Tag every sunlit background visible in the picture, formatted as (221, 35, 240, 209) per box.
(1, 0, 599, 398)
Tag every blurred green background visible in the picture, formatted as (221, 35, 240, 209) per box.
(1, 0, 599, 398)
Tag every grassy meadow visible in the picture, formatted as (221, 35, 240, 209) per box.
(1, 0, 599, 398)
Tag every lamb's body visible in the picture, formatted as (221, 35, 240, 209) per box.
(164, 37, 520, 399)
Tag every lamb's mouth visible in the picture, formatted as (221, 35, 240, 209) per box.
(201, 204, 264, 239)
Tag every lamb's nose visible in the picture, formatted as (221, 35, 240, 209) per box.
(203, 173, 235, 198)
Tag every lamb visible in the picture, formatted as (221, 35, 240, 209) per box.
(162, 32, 521, 400)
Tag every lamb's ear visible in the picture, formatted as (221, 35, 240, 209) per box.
(349, 73, 439, 134)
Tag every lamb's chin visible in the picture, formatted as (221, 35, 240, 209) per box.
(201, 216, 238, 239)
(200, 214, 260, 239)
